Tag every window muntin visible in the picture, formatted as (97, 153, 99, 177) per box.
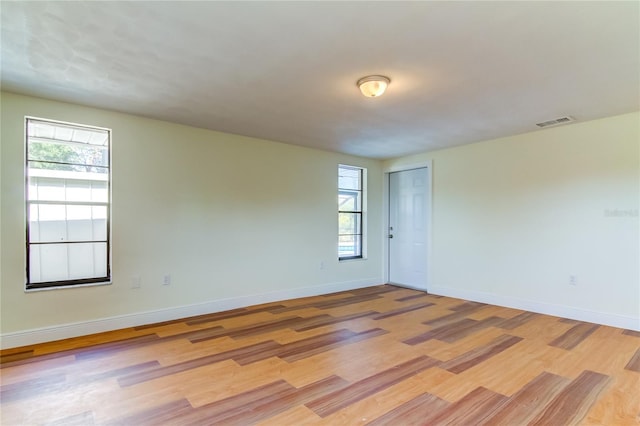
(338, 165, 364, 260)
(26, 118, 111, 289)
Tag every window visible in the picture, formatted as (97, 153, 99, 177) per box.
(338, 165, 365, 260)
(25, 118, 111, 290)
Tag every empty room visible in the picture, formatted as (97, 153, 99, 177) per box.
(1, 1, 639, 425)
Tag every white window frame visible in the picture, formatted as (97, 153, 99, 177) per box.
(338, 164, 367, 260)
(25, 117, 112, 290)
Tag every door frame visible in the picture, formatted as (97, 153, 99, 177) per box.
(383, 160, 433, 291)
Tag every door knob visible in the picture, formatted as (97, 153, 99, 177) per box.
(388, 234, 393, 238)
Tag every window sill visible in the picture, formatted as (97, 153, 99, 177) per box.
(339, 257, 367, 263)
(25, 280, 112, 293)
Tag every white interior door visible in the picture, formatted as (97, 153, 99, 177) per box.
(388, 167, 429, 290)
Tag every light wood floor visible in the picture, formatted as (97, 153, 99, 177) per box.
(1, 285, 639, 425)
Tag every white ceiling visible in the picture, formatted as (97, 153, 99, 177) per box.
(2, 1, 639, 159)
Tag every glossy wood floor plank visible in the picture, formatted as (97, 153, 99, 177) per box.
(305, 355, 440, 417)
(2, 284, 638, 425)
(425, 386, 509, 425)
(453, 338, 565, 397)
(315, 371, 446, 425)
(482, 371, 571, 425)
(529, 370, 610, 425)
(439, 334, 523, 374)
(549, 322, 600, 350)
(626, 348, 640, 372)
(370, 392, 448, 425)
(583, 370, 640, 425)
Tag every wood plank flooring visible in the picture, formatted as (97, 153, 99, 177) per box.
(1, 285, 639, 425)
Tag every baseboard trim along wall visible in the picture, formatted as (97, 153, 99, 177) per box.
(0, 278, 380, 350)
(429, 285, 640, 331)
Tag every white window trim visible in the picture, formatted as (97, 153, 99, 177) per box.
(25, 116, 113, 291)
(338, 164, 367, 261)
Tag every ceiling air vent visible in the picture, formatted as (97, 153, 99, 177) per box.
(535, 116, 575, 128)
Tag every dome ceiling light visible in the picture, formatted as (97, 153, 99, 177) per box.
(357, 75, 390, 98)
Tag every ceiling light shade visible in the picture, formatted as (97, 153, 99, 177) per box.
(357, 75, 390, 97)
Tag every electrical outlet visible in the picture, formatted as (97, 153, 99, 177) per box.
(163, 274, 171, 286)
(569, 275, 577, 286)
(319, 261, 325, 270)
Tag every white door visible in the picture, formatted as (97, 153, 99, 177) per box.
(388, 167, 429, 290)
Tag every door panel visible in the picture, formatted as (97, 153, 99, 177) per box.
(389, 168, 428, 290)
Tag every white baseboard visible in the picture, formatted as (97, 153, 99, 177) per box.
(429, 285, 640, 331)
(0, 278, 381, 349)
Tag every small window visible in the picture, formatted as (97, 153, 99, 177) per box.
(338, 165, 365, 260)
(25, 118, 111, 290)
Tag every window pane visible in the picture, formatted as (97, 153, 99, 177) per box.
(30, 204, 67, 243)
(67, 209, 107, 241)
(338, 191, 361, 211)
(67, 218, 94, 242)
(92, 243, 108, 277)
(339, 212, 361, 235)
(338, 167, 361, 190)
(67, 204, 92, 220)
(28, 141, 108, 170)
(339, 235, 361, 258)
(29, 245, 42, 282)
(28, 176, 108, 202)
(90, 181, 108, 202)
(33, 214, 66, 242)
(93, 216, 108, 240)
(30, 244, 68, 283)
(30, 204, 107, 243)
(36, 203, 66, 222)
(28, 177, 66, 201)
(29, 242, 108, 283)
(92, 205, 107, 220)
(29, 121, 55, 139)
(28, 120, 109, 145)
(28, 206, 40, 240)
(29, 204, 41, 222)
(68, 211, 107, 242)
(66, 180, 107, 202)
(68, 243, 107, 280)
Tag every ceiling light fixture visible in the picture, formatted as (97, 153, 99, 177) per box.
(357, 75, 390, 98)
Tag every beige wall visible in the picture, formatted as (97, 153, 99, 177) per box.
(385, 112, 640, 327)
(0, 92, 384, 342)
